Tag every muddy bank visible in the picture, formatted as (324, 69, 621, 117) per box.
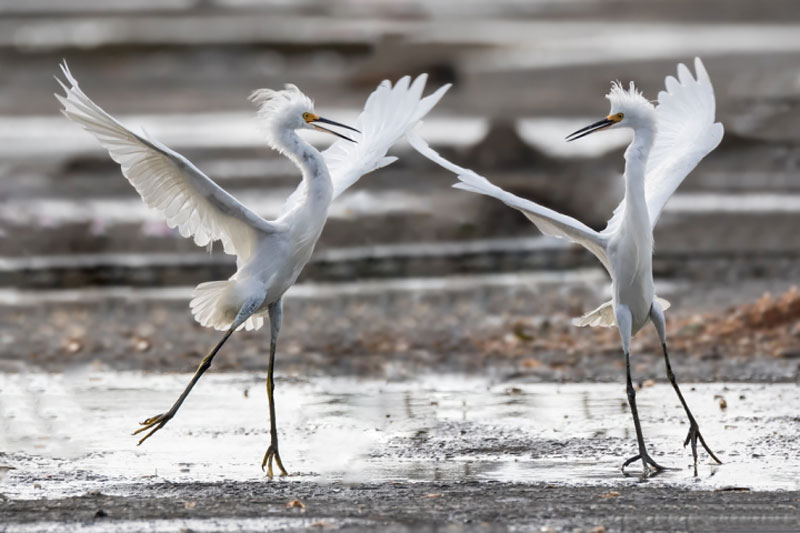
(2, 482, 798, 532)
(1, 276, 798, 381)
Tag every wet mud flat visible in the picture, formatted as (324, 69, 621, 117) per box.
(3, 482, 798, 532)
(1, 374, 798, 531)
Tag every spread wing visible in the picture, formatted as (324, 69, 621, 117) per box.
(280, 74, 451, 215)
(56, 62, 278, 261)
(407, 130, 611, 273)
(604, 57, 724, 234)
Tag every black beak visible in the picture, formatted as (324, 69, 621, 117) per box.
(312, 116, 360, 143)
(565, 117, 616, 142)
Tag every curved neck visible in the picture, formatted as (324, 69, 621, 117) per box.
(622, 125, 655, 221)
(272, 128, 332, 210)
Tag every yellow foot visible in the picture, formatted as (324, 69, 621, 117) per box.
(261, 444, 288, 477)
(132, 412, 173, 445)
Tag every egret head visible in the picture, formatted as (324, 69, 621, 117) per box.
(249, 84, 358, 143)
(566, 81, 655, 141)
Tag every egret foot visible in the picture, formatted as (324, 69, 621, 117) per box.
(621, 450, 667, 478)
(133, 412, 174, 445)
(261, 443, 288, 477)
(684, 421, 722, 476)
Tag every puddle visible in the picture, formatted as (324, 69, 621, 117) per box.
(0, 372, 797, 500)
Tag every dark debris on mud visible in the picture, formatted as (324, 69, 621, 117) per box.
(377, 421, 629, 462)
(2, 285, 799, 383)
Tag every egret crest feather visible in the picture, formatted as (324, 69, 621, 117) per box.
(606, 81, 654, 116)
(249, 84, 315, 142)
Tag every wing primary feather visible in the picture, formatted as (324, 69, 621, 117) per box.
(407, 129, 611, 272)
(603, 57, 723, 233)
(279, 73, 450, 215)
(56, 61, 280, 261)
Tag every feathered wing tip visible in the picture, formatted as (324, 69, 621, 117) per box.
(273, 73, 451, 215)
(317, 74, 451, 200)
(55, 59, 74, 92)
(692, 57, 712, 86)
(54, 60, 93, 114)
(657, 57, 716, 114)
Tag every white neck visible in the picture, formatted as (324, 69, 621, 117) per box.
(271, 128, 333, 211)
(622, 124, 655, 223)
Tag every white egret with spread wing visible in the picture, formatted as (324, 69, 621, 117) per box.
(56, 62, 449, 476)
(408, 58, 723, 477)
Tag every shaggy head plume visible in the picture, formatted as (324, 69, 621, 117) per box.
(249, 84, 315, 144)
(605, 81, 655, 119)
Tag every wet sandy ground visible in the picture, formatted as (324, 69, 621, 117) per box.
(1, 373, 799, 530)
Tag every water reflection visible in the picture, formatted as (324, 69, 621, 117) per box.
(0, 373, 797, 499)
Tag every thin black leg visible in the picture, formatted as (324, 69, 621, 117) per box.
(621, 350, 667, 477)
(134, 328, 234, 445)
(662, 342, 722, 476)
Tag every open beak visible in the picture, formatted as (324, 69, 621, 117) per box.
(565, 116, 617, 142)
(310, 116, 360, 143)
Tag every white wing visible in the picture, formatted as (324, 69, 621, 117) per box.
(407, 130, 611, 272)
(56, 62, 278, 261)
(280, 74, 450, 215)
(605, 57, 724, 233)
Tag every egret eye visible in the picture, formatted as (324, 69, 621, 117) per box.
(302, 112, 318, 123)
(617, 113, 624, 120)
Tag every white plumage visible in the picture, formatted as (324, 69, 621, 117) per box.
(604, 60, 724, 234)
(56, 66, 270, 261)
(410, 57, 723, 476)
(409, 57, 721, 329)
(57, 63, 450, 332)
(56, 61, 449, 470)
(281, 75, 450, 215)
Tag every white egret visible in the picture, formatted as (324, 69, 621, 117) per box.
(56, 62, 450, 476)
(408, 58, 723, 477)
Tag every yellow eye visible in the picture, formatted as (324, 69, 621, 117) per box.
(617, 113, 624, 120)
(302, 112, 318, 123)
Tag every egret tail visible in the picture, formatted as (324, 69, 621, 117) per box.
(190, 280, 267, 332)
(572, 297, 671, 328)
(135, 294, 264, 444)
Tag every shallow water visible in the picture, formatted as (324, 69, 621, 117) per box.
(0, 372, 796, 500)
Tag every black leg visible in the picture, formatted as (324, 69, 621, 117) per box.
(621, 350, 667, 477)
(134, 328, 234, 445)
(261, 300, 288, 477)
(662, 342, 722, 475)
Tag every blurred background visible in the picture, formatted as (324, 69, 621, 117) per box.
(1, 0, 799, 379)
